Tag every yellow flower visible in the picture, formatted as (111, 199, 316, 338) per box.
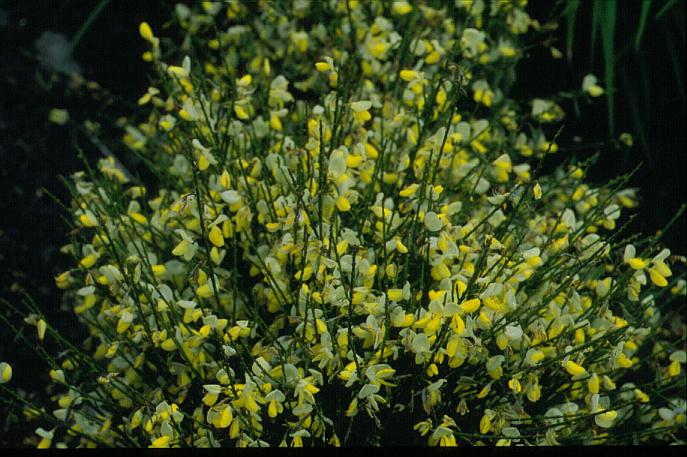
(486, 356, 504, 380)
(0, 362, 12, 383)
(400, 69, 419, 81)
(139, 22, 155, 43)
(476, 384, 491, 399)
(387, 289, 404, 302)
(161, 339, 177, 351)
(594, 410, 617, 428)
(459, 298, 481, 314)
(508, 378, 522, 394)
(648, 268, 668, 287)
(35, 428, 53, 449)
(533, 182, 542, 200)
(234, 105, 250, 120)
(616, 353, 633, 368)
(149, 435, 171, 448)
(215, 405, 233, 428)
(588, 373, 600, 394)
(627, 258, 646, 270)
(480, 410, 495, 434)
(450, 314, 465, 334)
(582, 74, 604, 97)
(525, 348, 544, 366)
(49, 108, 69, 125)
(413, 419, 433, 436)
(336, 195, 352, 212)
(563, 360, 586, 377)
(209, 225, 224, 247)
(392, 1, 413, 15)
(527, 382, 541, 402)
(668, 359, 682, 377)
(634, 388, 650, 403)
(36, 319, 47, 341)
(80, 254, 97, 269)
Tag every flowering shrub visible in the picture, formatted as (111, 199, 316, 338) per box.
(1, 0, 685, 447)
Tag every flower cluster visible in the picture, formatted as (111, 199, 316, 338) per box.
(2, 0, 684, 448)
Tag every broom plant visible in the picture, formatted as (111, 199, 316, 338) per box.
(1, 0, 685, 447)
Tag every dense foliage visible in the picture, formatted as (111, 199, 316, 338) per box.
(1, 0, 685, 447)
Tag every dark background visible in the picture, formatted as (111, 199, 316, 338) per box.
(0, 0, 684, 447)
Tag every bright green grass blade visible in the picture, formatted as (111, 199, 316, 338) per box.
(565, 0, 580, 61)
(634, 0, 652, 51)
(601, 0, 616, 136)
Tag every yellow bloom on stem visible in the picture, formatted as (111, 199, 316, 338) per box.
(37, 319, 47, 341)
(400, 69, 419, 82)
(627, 258, 646, 270)
(563, 360, 586, 377)
(139, 22, 155, 43)
(0, 362, 12, 383)
(149, 436, 170, 448)
(459, 298, 481, 313)
(209, 225, 224, 247)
